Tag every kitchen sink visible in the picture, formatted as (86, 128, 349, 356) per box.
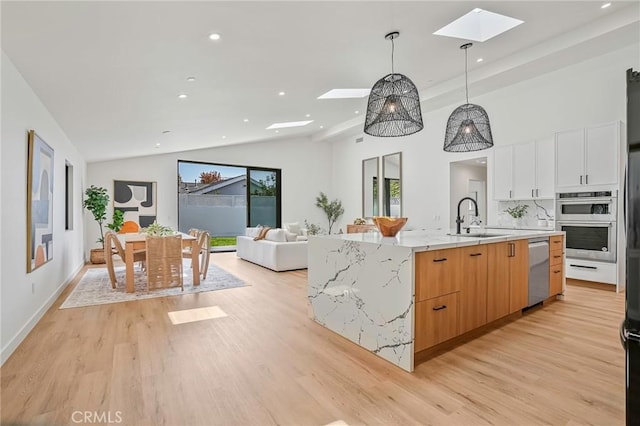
(449, 233, 507, 238)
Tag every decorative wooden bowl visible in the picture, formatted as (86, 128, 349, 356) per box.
(372, 217, 408, 237)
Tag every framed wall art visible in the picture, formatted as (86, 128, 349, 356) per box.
(27, 130, 54, 272)
(113, 180, 157, 227)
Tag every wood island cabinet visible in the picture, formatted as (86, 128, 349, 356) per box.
(415, 293, 459, 352)
(460, 245, 488, 334)
(486, 242, 511, 322)
(509, 240, 529, 313)
(549, 235, 564, 296)
(415, 248, 462, 302)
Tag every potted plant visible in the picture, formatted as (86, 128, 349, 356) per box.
(106, 209, 124, 233)
(83, 185, 109, 264)
(315, 192, 344, 235)
(504, 203, 529, 227)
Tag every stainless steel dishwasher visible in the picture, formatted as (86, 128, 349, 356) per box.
(528, 237, 550, 307)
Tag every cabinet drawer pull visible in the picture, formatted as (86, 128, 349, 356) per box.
(570, 264, 597, 270)
(470, 253, 482, 257)
(432, 305, 447, 311)
(553, 270, 562, 274)
(580, 175, 583, 184)
(553, 240, 562, 244)
(553, 255, 562, 258)
(586, 174, 589, 184)
(532, 189, 535, 197)
(433, 258, 448, 263)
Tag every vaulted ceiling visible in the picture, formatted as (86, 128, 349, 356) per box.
(2, 1, 638, 162)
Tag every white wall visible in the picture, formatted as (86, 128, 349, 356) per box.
(449, 163, 487, 229)
(86, 136, 332, 249)
(330, 44, 639, 233)
(1, 52, 86, 364)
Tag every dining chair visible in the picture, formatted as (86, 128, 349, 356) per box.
(104, 230, 146, 288)
(182, 230, 210, 279)
(146, 235, 183, 291)
(198, 231, 211, 279)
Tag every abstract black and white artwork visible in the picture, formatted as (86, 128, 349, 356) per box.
(27, 130, 54, 272)
(113, 180, 157, 227)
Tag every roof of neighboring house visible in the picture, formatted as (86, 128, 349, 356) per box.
(187, 175, 261, 195)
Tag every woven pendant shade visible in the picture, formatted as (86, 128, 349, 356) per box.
(364, 32, 424, 138)
(443, 43, 493, 152)
(443, 104, 493, 152)
(364, 73, 424, 137)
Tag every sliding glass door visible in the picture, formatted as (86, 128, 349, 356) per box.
(177, 161, 281, 251)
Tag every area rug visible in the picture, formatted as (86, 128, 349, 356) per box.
(60, 261, 247, 309)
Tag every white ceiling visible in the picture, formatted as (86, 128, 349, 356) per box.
(2, 1, 638, 163)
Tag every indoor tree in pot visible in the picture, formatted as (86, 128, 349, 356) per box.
(315, 192, 344, 235)
(83, 185, 109, 264)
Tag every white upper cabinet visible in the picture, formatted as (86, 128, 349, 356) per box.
(493, 146, 513, 200)
(513, 141, 536, 199)
(493, 137, 555, 200)
(556, 129, 585, 188)
(535, 136, 556, 199)
(556, 122, 619, 190)
(585, 123, 618, 186)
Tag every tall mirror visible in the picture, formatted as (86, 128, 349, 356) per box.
(382, 152, 402, 217)
(362, 157, 379, 217)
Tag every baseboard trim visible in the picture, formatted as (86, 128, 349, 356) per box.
(1, 262, 85, 366)
(566, 278, 616, 292)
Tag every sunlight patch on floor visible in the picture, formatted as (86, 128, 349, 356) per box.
(168, 305, 228, 325)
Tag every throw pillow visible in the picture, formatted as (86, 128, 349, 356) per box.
(284, 222, 301, 235)
(284, 231, 297, 242)
(246, 226, 262, 238)
(265, 228, 287, 242)
(296, 235, 308, 242)
(253, 226, 271, 241)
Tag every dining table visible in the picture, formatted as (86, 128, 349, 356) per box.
(118, 232, 200, 293)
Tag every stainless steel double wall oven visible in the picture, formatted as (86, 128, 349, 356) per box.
(556, 191, 617, 262)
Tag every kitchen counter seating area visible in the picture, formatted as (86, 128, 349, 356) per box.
(307, 229, 565, 372)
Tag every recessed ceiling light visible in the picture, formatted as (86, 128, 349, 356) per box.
(320, 125, 324, 129)
(222, 135, 226, 139)
(355, 110, 359, 114)
(275, 130, 280, 133)
(477, 58, 484, 63)
(601, 2, 611, 8)
(278, 91, 286, 96)
(243, 118, 249, 122)
(155, 143, 161, 148)
(317, 88, 371, 99)
(178, 94, 188, 99)
(433, 8, 524, 42)
(266, 120, 314, 130)
(187, 77, 196, 82)
(209, 33, 221, 41)
(305, 113, 311, 118)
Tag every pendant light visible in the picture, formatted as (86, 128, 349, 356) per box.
(443, 43, 494, 152)
(364, 32, 423, 137)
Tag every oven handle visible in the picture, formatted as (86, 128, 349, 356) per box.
(557, 198, 614, 205)
(556, 221, 612, 227)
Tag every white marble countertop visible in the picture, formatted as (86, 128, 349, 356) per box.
(311, 228, 564, 252)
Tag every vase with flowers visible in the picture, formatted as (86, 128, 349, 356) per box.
(504, 204, 529, 228)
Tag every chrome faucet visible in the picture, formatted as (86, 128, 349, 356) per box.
(456, 197, 479, 234)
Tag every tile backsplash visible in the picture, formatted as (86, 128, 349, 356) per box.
(496, 199, 555, 228)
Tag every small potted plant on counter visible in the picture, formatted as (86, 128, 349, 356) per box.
(504, 203, 529, 228)
(83, 185, 109, 264)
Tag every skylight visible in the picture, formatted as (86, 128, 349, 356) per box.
(317, 89, 371, 99)
(433, 8, 524, 42)
(266, 120, 314, 130)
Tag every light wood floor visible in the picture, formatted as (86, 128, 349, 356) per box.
(1, 253, 626, 425)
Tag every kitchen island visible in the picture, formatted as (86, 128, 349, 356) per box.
(307, 229, 565, 372)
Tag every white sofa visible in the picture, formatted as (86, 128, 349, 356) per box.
(236, 227, 307, 271)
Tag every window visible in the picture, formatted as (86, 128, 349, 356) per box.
(65, 161, 73, 230)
